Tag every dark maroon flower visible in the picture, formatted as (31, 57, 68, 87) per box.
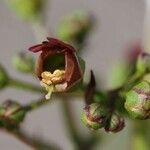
(29, 37, 83, 99)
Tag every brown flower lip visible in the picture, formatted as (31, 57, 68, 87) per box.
(29, 37, 83, 89)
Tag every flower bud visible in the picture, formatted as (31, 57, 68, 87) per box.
(57, 11, 93, 47)
(81, 103, 109, 130)
(0, 65, 9, 89)
(104, 113, 125, 133)
(12, 52, 34, 73)
(136, 52, 150, 74)
(125, 81, 150, 119)
(7, 0, 44, 21)
(0, 100, 26, 127)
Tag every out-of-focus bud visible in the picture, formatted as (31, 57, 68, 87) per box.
(125, 42, 142, 64)
(0, 65, 9, 89)
(7, 0, 44, 21)
(125, 81, 150, 119)
(81, 103, 109, 130)
(0, 100, 26, 127)
(29, 37, 83, 99)
(12, 52, 34, 73)
(57, 11, 94, 47)
(108, 62, 130, 89)
(143, 73, 150, 83)
(108, 42, 142, 89)
(104, 113, 125, 133)
(136, 52, 150, 74)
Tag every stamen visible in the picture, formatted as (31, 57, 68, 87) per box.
(40, 69, 67, 99)
(45, 86, 54, 100)
(40, 81, 54, 100)
(41, 69, 65, 85)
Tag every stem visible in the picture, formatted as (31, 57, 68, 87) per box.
(107, 88, 120, 113)
(9, 78, 42, 93)
(60, 99, 82, 150)
(60, 97, 98, 150)
(131, 121, 150, 150)
(24, 98, 51, 112)
(1, 128, 60, 150)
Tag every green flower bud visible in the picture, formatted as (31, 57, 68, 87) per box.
(0, 100, 26, 127)
(125, 81, 150, 119)
(0, 65, 9, 89)
(136, 53, 150, 74)
(104, 113, 125, 133)
(7, 0, 44, 21)
(81, 103, 109, 130)
(12, 52, 34, 73)
(57, 11, 93, 46)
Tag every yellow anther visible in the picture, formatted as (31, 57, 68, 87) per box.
(41, 69, 65, 85)
(42, 79, 52, 85)
(40, 70, 67, 99)
(41, 71, 53, 79)
(53, 69, 65, 76)
(51, 77, 62, 83)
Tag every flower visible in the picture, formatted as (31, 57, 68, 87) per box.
(29, 37, 83, 99)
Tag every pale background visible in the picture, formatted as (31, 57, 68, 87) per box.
(0, 0, 145, 150)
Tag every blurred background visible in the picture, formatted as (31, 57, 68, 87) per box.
(0, 0, 146, 150)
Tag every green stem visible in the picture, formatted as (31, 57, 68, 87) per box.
(60, 98, 98, 150)
(131, 121, 150, 150)
(60, 99, 82, 150)
(9, 78, 42, 93)
(1, 128, 60, 150)
(24, 98, 51, 112)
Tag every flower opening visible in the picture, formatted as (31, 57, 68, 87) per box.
(29, 37, 83, 99)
